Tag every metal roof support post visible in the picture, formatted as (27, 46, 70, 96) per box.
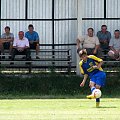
(76, 0, 83, 76)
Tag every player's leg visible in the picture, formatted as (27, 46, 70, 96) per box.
(86, 81, 96, 99)
(95, 85, 101, 107)
(94, 71, 106, 107)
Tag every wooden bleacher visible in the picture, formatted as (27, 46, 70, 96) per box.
(0, 49, 72, 74)
(0, 49, 119, 74)
(102, 50, 120, 72)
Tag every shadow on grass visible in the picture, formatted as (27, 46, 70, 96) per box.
(96, 106, 117, 108)
(0, 94, 85, 99)
(0, 94, 120, 99)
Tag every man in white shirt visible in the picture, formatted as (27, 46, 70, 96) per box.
(76, 28, 101, 57)
(11, 31, 30, 60)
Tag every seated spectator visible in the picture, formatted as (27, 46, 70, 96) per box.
(108, 30, 120, 60)
(76, 28, 101, 57)
(11, 31, 30, 61)
(97, 25, 111, 51)
(25, 24, 40, 59)
(0, 26, 14, 58)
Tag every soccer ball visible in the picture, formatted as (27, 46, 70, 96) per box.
(93, 89, 102, 98)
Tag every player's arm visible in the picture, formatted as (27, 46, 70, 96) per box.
(79, 61, 88, 87)
(88, 55, 103, 69)
(80, 74, 88, 87)
(92, 60, 103, 69)
(91, 55, 103, 69)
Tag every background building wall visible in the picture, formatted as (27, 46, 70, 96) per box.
(77, 0, 120, 75)
(0, 0, 77, 45)
(1, 0, 120, 73)
(82, 0, 120, 36)
(0, 0, 77, 70)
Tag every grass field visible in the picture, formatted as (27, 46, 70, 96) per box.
(0, 98, 120, 120)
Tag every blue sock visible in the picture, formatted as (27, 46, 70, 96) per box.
(96, 98, 100, 102)
(91, 87, 96, 93)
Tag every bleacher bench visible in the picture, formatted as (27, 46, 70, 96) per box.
(103, 60, 120, 72)
(0, 49, 72, 74)
(100, 49, 120, 72)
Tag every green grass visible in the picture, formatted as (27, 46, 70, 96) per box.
(0, 98, 120, 120)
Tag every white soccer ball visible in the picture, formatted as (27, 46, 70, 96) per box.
(93, 89, 102, 98)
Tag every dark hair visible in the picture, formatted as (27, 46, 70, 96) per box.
(79, 49, 87, 57)
(87, 27, 94, 31)
(28, 24, 34, 28)
(101, 25, 107, 29)
(5, 26, 10, 30)
(114, 29, 119, 32)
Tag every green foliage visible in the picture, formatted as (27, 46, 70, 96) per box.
(0, 75, 82, 95)
(103, 73, 120, 95)
(0, 73, 120, 97)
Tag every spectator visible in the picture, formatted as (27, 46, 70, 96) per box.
(11, 31, 30, 61)
(0, 26, 14, 58)
(97, 25, 111, 51)
(76, 28, 101, 57)
(108, 30, 120, 60)
(25, 24, 40, 59)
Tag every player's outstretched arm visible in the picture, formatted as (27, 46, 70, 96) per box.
(80, 74, 88, 87)
(92, 61, 103, 69)
(97, 61, 103, 69)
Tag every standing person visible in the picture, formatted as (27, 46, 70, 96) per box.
(79, 49, 106, 107)
(0, 26, 14, 58)
(97, 25, 111, 51)
(76, 28, 101, 57)
(108, 30, 120, 60)
(11, 31, 30, 61)
(25, 24, 40, 59)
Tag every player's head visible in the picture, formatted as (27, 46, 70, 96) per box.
(79, 49, 88, 61)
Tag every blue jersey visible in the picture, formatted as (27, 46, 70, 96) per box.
(25, 31, 39, 41)
(79, 55, 103, 78)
